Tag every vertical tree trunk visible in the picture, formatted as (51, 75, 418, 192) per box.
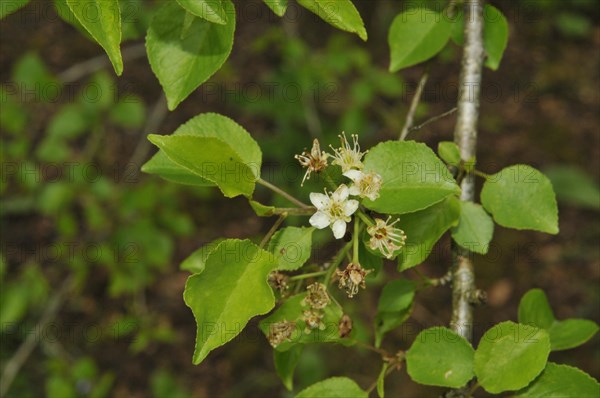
(450, 0, 485, 342)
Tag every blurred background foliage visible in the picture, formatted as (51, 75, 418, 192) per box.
(0, 0, 598, 397)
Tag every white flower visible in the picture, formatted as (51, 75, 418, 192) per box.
(329, 132, 367, 172)
(367, 217, 407, 259)
(309, 184, 359, 239)
(294, 139, 329, 186)
(344, 170, 382, 201)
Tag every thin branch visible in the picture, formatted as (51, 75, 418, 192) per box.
(366, 362, 396, 394)
(355, 210, 374, 227)
(353, 340, 390, 357)
(450, 0, 485, 343)
(408, 107, 458, 133)
(288, 270, 328, 281)
(323, 241, 353, 286)
(271, 207, 315, 216)
(282, 11, 322, 138)
(57, 43, 146, 83)
(399, 71, 429, 140)
(0, 278, 73, 398)
(257, 178, 310, 209)
(259, 214, 287, 248)
(467, 381, 481, 396)
(472, 169, 490, 179)
(128, 94, 168, 167)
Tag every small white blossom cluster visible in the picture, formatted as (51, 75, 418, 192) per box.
(295, 133, 382, 239)
(294, 133, 408, 299)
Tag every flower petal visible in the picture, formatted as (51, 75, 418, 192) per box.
(309, 211, 331, 229)
(309, 192, 329, 209)
(343, 169, 363, 182)
(348, 185, 361, 196)
(331, 220, 347, 239)
(333, 184, 349, 201)
(344, 200, 359, 216)
(366, 192, 379, 201)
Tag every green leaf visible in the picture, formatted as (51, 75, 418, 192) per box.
(548, 319, 599, 351)
(83, 70, 114, 110)
(66, 0, 123, 75)
(406, 327, 475, 388)
(181, 11, 196, 39)
(375, 279, 416, 347)
(0, 283, 29, 325)
(556, 12, 593, 38)
(398, 196, 460, 271)
(146, 1, 235, 110)
(263, 0, 288, 17)
(180, 239, 224, 273)
(249, 200, 276, 216)
(515, 362, 600, 397)
(376, 363, 388, 398)
(46, 103, 91, 139)
(363, 141, 460, 215)
(268, 227, 314, 271)
(450, 5, 509, 70)
(0, 0, 30, 19)
(259, 294, 354, 351)
(55, 0, 92, 37)
(518, 289, 555, 329)
(544, 165, 600, 210)
(46, 376, 76, 398)
(450, 10, 464, 45)
(12, 52, 59, 97)
(109, 96, 146, 128)
(150, 370, 190, 398)
(148, 135, 255, 198)
(451, 201, 494, 254)
(0, 88, 28, 135)
(295, 377, 368, 398)
(141, 154, 216, 187)
(183, 239, 276, 364)
(481, 165, 559, 234)
(297, 0, 367, 41)
(388, 8, 451, 72)
(483, 5, 509, 70)
(143, 113, 261, 192)
(437, 142, 460, 167)
(474, 321, 551, 394)
(274, 345, 302, 390)
(518, 289, 599, 351)
(176, 0, 228, 24)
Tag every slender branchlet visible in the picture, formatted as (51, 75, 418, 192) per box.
(450, 0, 485, 343)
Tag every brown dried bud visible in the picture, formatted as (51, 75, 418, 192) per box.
(301, 282, 330, 310)
(302, 309, 326, 334)
(338, 314, 353, 338)
(269, 272, 289, 293)
(336, 262, 372, 298)
(267, 320, 296, 347)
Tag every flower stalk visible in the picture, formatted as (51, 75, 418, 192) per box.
(257, 178, 310, 209)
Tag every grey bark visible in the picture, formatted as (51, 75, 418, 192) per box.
(450, 0, 485, 342)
